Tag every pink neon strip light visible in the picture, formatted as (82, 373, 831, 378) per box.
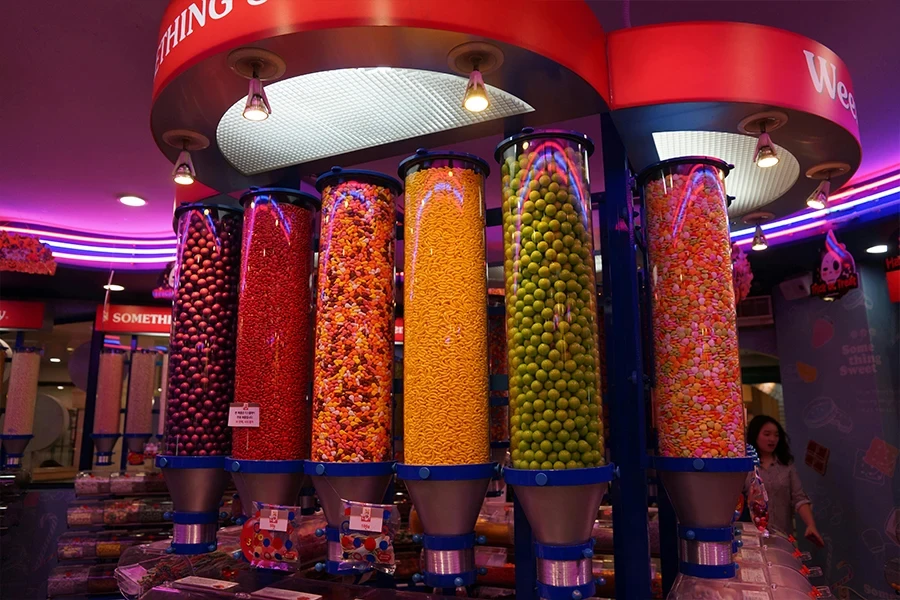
(50, 251, 176, 264)
(830, 172, 900, 201)
(0, 225, 176, 246)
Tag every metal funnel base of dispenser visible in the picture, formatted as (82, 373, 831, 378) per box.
(405, 476, 491, 536)
(0, 435, 32, 469)
(157, 455, 229, 554)
(305, 461, 395, 529)
(225, 459, 307, 514)
(124, 434, 151, 454)
(659, 469, 747, 529)
(513, 481, 608, 546)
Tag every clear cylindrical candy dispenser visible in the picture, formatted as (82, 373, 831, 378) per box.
(1, 347, 42, 468)
(640, 158, 751, 589)
(641, 158, 744, 458)
(227, 188, 318, 513)
(399, 150, 490, 466)
(312, 169, 399, 463)
(92, 349, 125, 466)
(124, 350, 158, 455)
(305, 169, 401, 575)
(496, 129, 605, 471)
(157, 203, 242, 554)
(496, 129, 612, 600)
(395, 149, 494, 589)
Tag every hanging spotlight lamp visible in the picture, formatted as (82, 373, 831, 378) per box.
(804, 162, 850, 211)
(744, 211, 774, 252)
(242, 63, 271, 121)
(806, 176, 830, 210)
(751, 223, 768, 251)
(754, 124, 779, 169)
(447, 42, 504, 114)
(463, 59, 489, 113)
(172, 143, 195, 186)
(227, 47, 285, 122)
(162, 130, 210, 187)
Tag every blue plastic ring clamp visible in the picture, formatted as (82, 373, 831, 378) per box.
(171, 542, 217, 555)
(156, 455, 226, 470)
(324, 525, 341, 542)
(534, 540, 595, 560)
(678, 525, 734, 542)
(303, 460, 395, 477)
(680, 561, 737, 579)
(224, 458, 305, 473)
(91, 433, 120, 439)
(0, 434, 33, 440)
(171, 511, 219, 525)
(123, 433, 152, 438)
(422, 533, 476, 551)
(536, 581, 596, 600)
(503, 463, 614, 487)
(396, 463, 496, 481)
(653, 456, 753, 473)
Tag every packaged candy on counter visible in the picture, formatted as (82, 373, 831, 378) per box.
(748, 468, 770, 535)
(57, 533, 97, 560)
(74, 471, 111, 496)
(48, 565, 91, 597)
(240, 502, 327, 570)
(88, 564, 119, 594)
(67, 500, 104, 527)
(104, 499, 132, 525)
(337, 500, 399, 574)
(110, 471, 141, 495)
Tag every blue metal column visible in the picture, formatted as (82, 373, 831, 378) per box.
(78, 326, 104, 470)
(599, 113, 652, 599)
(513, 491, 537, 600)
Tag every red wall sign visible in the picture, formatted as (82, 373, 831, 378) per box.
(886, 254, 900, 303)
(0, 300, 46, 331)
(95, 304, 172, 335)
(607, 22, 860, 143)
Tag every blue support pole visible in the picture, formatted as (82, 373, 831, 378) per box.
(599, 113, 652, 599)
(78, 326, 104, 471)
(513, 491, 537, 600)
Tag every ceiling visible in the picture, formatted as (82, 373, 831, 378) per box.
(0, 1, 897, 241)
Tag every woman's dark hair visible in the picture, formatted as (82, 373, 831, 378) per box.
(747, 415, 794, 465)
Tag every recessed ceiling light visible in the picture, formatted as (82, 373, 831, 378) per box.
(866, 244, 889, 254)
(57, 385, 64, 390)
(50, 357, 61, 363)
(103, 284, 125, 292)
(119, 195, 146, 207)
(66, 347, 74, 351)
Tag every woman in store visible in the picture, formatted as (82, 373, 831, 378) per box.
(746, 415, 825, 547)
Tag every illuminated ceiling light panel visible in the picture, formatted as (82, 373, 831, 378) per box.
(652, 131, 800, 216)
(217, 67, 534, 175)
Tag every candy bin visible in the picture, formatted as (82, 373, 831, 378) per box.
(0, 347, 41, 469)
(224, 188, 318, 525)
(639, 157, 752, 591)
(495, 128, 613, 600)
(304, 168, 401, 575)
(396, 149, 495, 590)
(156, 203, 243, 554)
(124, 350, 158, 455)
(90, 349, 125, 466)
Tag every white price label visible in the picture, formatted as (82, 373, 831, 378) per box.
(738, 548, 763, 563)
(349, 505, 383, 533)
(741, 522, 759, 532)
(260, 508, 289, 532)
(739, 568, 768, 584)
(251, 588, 322, 600)
(175, 576, 239, 590)
(228, 403, 260, 427)
(742, 592, 770, 600)
(742, 535, 760, 547)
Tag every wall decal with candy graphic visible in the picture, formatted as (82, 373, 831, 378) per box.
(811, 230, 858, 300)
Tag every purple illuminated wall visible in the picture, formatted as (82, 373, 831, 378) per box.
(774, 263, 900, 597)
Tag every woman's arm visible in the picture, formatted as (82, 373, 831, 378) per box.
(790, 466, 824, 547)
